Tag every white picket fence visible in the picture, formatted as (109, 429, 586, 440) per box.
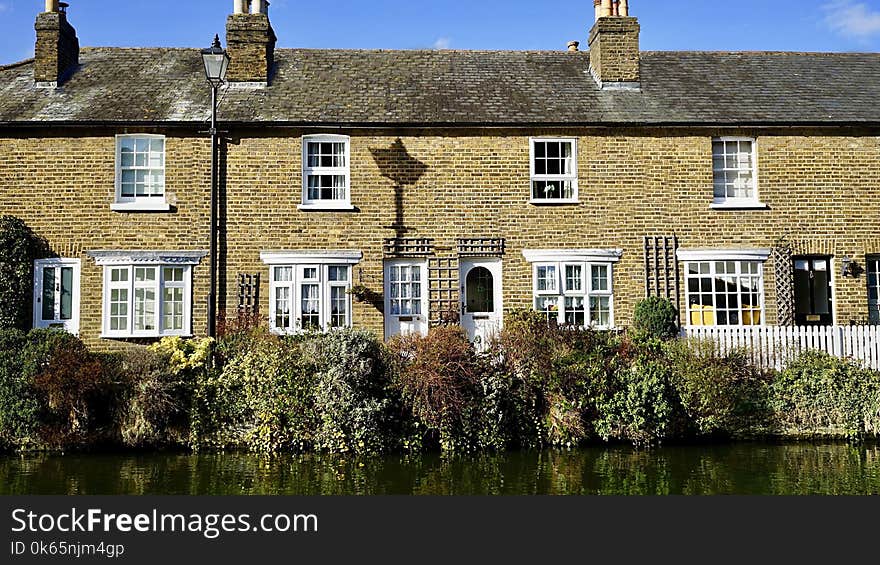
(682, 325, 880, 371)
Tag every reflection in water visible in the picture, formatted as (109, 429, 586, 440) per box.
(1, 444, 879, 495)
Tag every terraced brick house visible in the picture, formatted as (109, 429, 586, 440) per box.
(2, 0, 880, 350)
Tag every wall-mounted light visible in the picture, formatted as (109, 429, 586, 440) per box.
(841, 256, 858, 278)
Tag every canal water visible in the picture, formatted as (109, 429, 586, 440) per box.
(2, 443, 878, 495)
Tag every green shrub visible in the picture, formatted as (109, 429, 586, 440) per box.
(194, 329, 392, 455)
(632, 297, 679, 341)
(0, 329, 40, 449)
(305, 329, 395, 454)
(109, 347, 194, 448)
(22, 330, 108, 447)
(668, 339, 774, 437)
(772, 351, 880, 439)
(593, 356, 677, 447)
(0, 217, 50, 331)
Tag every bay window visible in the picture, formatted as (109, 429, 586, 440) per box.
(89, 251, 204, 339)
(679, 249, 769, 327)
(262, 251, 363, 334)
(524, 249, 621, 329)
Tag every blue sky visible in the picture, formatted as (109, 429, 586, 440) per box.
(1, 0, 880, 65)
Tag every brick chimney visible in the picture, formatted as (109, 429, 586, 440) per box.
(34, 0, 80, 87)
(225, 0, 277, 86)
(588, 0, 640, 91)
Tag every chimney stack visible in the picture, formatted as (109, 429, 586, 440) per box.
(588, 0, 640, 90)
(34, 1, 79, 87)
(225, 0, 277, 86)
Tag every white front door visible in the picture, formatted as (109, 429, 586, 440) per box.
(460, 259, 503, 346)
(384, 260, 429, 339)
(33, 259, 81, 335)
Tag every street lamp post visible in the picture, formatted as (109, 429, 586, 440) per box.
(201, 35, 229, 339)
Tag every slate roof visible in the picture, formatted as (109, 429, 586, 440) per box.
(1, 47, 879, 126)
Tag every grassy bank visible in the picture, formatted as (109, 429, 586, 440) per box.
(2, 311, 880, 454)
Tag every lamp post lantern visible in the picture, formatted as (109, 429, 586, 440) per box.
(201, 35, 229, 339)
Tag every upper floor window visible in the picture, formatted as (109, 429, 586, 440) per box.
(301, 135, 352, 211)
(712, 137, 764, 208)
(530, 138, 578, 204)
(113, 135, 170, 212)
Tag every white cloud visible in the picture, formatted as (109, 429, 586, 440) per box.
(432, 37, 451, 50)
(823, 0, 880, 39)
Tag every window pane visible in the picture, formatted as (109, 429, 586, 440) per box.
(564, 296, 586, 327)
(537, 266, 557, 292)
(565, 265, 583, 292)
(135, 288, 156, 331)
(330, 286, 348, 328)
(590, 296, 611, 327)
(591, 265, 609, 292)
(329, 266, 349, 282)
(274, 267, 293, 282)
(163, 267, 184, 283)
(60, 267, 73, 321)
(110, 288, 129, 331)
(301, 284, 321, 331)
(275, 287, 291, 330)
(162, 287, 184, 331)
(41, 267, 55, 321)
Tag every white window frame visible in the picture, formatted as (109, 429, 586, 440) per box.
(32, 258, 81, 335)
(384, 259, 430, 338)
(529, 137, 579, 205)
(100, 264, 193, 338)
(710, 136, 766, 210)
(678, 249, 769, 328)
(112, 134, 171, 212)
(89, 251, 205, 339)
(300, 134, 354, 211)
(523, 249, 622, 330)
(262, 251, 362, 334)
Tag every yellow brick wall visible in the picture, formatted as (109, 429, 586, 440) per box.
(2, 127, 879, 346)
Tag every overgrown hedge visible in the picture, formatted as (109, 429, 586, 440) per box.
(2, 315, 880, 454)
(0, 217, 53, 331)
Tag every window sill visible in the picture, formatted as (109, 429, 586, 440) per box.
(101, 333, 192, 340)
(111, 201, 172, 213)
(529, 199, 580, 206)
(710, 201, 769, 210)
(297, 204, 357, 213)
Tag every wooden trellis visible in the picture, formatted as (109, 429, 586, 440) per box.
(383, 238, 434, 257)
(428, 256, 460, 326)
(238, 273, 260, 317)
(773, 243, 795, 326)
(644, 235, 680, 309)
(457, 238, 505, 257)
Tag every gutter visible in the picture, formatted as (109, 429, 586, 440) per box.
(1, 121, 880, 130)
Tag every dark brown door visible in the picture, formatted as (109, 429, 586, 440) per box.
(794, 257, 833, 326)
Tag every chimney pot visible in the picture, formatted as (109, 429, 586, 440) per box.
(567, 41, 580, 52)
(600, 0, 613, 18)
(44, 0, 58, 13)
(233, 0, 246, 15)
